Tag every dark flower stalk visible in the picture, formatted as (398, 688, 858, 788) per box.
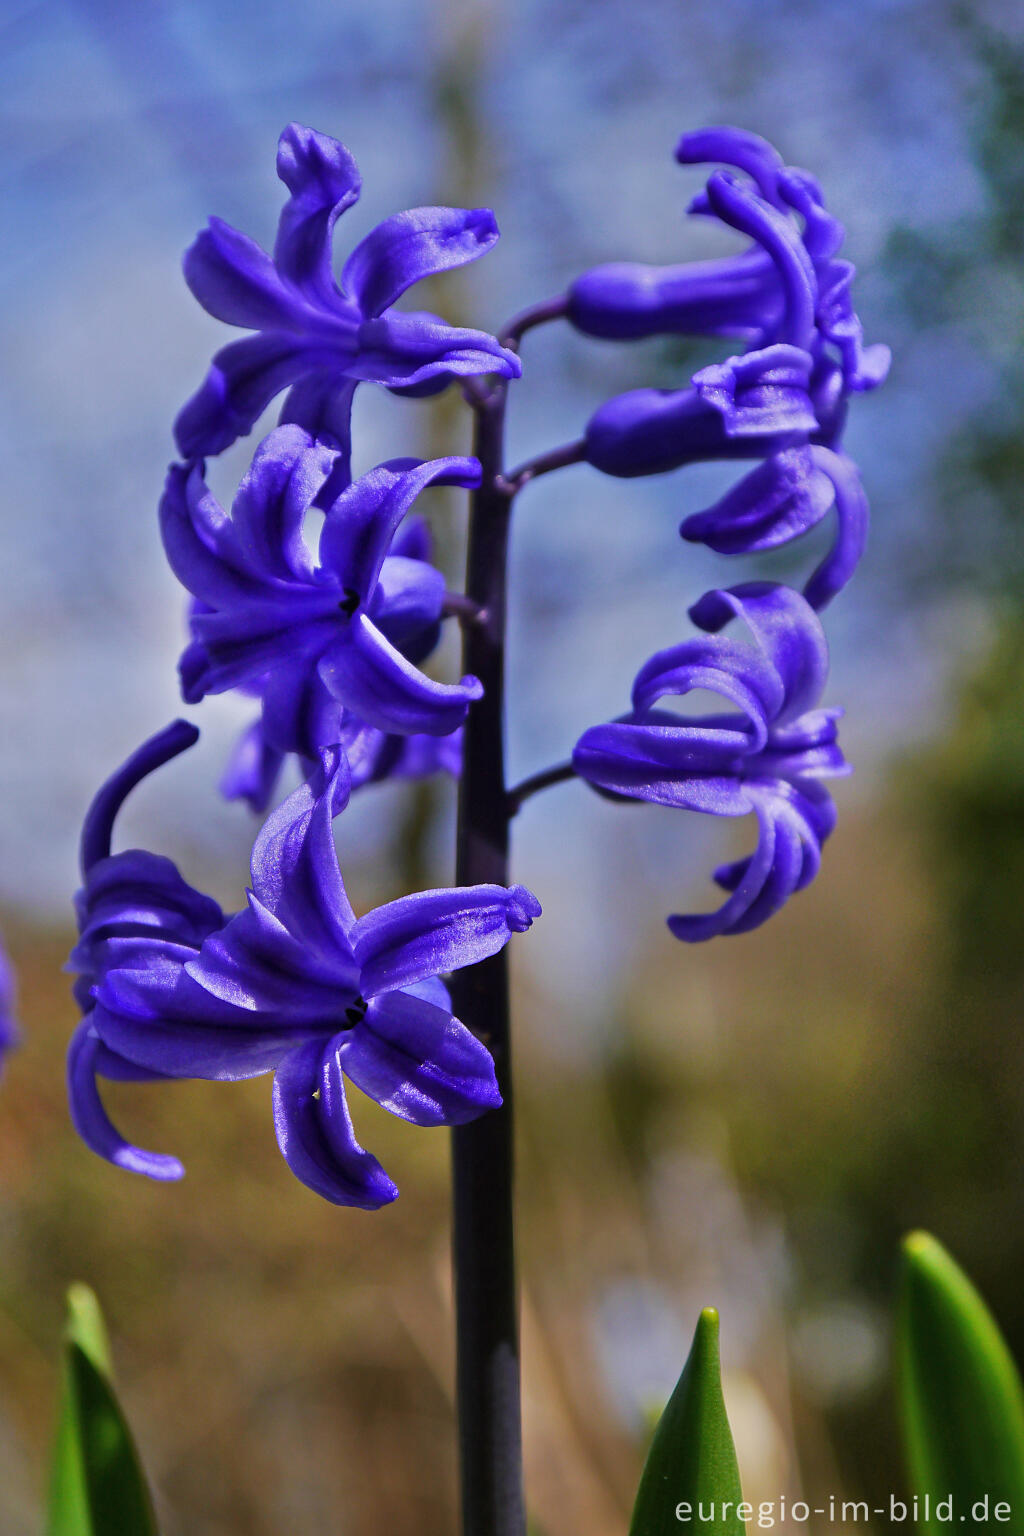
(449, 372, 524, 1536)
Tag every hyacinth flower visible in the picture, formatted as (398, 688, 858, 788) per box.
(194, 490, 463, 813)
(572, 583, 848, 939)
(564, 130, 886, 607)
(174, 123, 521, 463)
(68, 725, 541, 1206)
(161, 423, 484, 746)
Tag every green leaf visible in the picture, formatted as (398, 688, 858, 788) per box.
(898, 1230, 1024, 1532)
(629, 1307, 746, 1535)
(46, 1283, 159, 1536)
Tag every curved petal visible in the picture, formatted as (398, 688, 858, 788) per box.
(174, 332, 347, 460)
(319, 455, 480, 602)
(247, 747, 357, 950)
(229, 425, 336, 583)
(352, 883, 541, 999)
(340, 990, 500, 1126)
(573, 720, 752, 812)
(183, 217, 307, 330)
(318, 614, 482, 736)
(801, 447, 870, 611)
(342, 206, 501, 317)
(372, 556, 445, 654)
(631, 635, 782, 740)
(676, 127, 786, 204)
(681, 447, 834, 555)
(694, 343, 816, 438)
(67, 1021, 184, 1180)
(687, 583, 829, 725)
(273, 1038, 397, 1208)
(703, 172, 816, 349)
(351, 310, 521, 386)
(584, 385, 773, 479)
(73, 849, 224, 966)
(220, 719, 286, 813)
(274, 123, 362, 300)
(79, 721, 201, 875)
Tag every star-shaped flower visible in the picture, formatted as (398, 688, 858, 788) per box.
(175, 123, 521, 462)
(161, 424, 484, 743)
(69, 726, 541, 1206)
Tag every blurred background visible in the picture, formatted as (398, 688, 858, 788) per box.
(2, 0, 1023, 1530)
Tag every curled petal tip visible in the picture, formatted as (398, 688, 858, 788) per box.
(506, 885, 542, 932)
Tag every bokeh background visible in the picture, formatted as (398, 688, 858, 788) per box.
(2, 0, 1023, 1530)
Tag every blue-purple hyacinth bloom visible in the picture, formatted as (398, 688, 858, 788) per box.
(162, 424, 484, 755)
(68, 724, 540, 1206)
(572, 128, 887, 608)
(573, 583, 848, 939)
(175, 123, 520, 463)
(0, 941, 19, 1071)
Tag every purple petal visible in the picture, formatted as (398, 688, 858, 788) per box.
(182, 217, 307, 331)
(703, 172, 816, 349)
(631, 634, 783, 738)
(247, 747, 357, 951)
(667, 790, 810, 941)
(319, 455, 480, 603)
(220, 720, 286, 813)
(372, 556, 445, 656)
(174, 332, 350, 460)
(681, 447, 835, 555)
(584, 385, 775, 480)
(274, 124, 361, 300)
(273, 1038, 397, 1208)
(573, 720, 752, 813)
(342, 206, 501, 317)
(352, 883, 541, 998)
(79, 721, 200, 875)
(318, 613, 482, 737)
(228, 425, 336, 583)
(694, 343, 816, 438)
(801, 447, 870, 611)
(687, 583, 829, 724)
(350, 310, 521, 386)
(676, 127, 786, 204)
(340, 990, 500, 1126)
(73, 849, 224, 964)
(67, 1021, 184, 1180)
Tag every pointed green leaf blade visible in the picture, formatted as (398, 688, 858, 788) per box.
(629, 1307, 746, 1536)
(46, 1284, 159, 1536)
(898, 1231, 1024, 1532)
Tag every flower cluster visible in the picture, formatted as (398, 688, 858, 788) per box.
(566, 127, 885, 936)
(68, 126, 539, 1203)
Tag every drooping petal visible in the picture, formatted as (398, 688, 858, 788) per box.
(352, 883, 541, 998)
(219, 720, 286, 813)
(801, 447, 870, 611)
(703, 172, 816, 349)
(273, 123, 361, 300)
(573, 718, 752, 813)
(372, 556, 445, 658)
(687, 583, 829, 725)
(667, 789, 814, 941)
(319, 455, 480, 604)
(72, 850, 225, 965)
(681, 447, 834, 555)
(342, 207, 501, 317)
(183, 217, 308, 333)
(174, 332, 352, 460)
(350, 310, 521, 387)
(340, 989, 501, 1126)
(79, 720, 201, 875)
(67, 1021, 184, 1180)
(318, 613, 482, 737)
(273, 1038, 397, 1209)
